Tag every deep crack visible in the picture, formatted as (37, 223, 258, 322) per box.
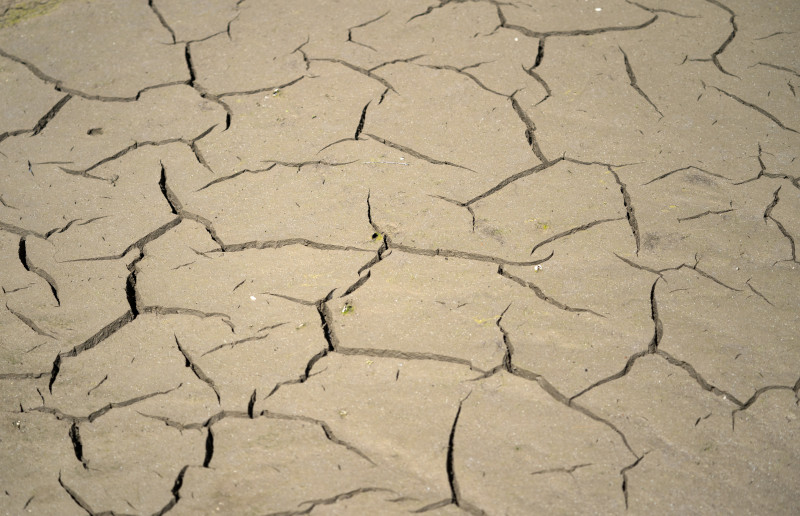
(498, 265, 605, 317)
(609, 169, 641, 255)
(175, 335, 221, 404)
(619, 47, 663, 118)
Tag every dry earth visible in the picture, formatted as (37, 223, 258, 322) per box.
(1, 0, 799, 514)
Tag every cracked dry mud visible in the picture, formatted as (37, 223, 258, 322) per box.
(0, 0, 799, 514)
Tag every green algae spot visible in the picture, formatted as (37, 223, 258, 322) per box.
(0, 0, 65, 29)
(1, 350, 22, 366)
(525, 218, 550, 231)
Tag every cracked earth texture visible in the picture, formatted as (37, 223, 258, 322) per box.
(0, 0, 799, 514)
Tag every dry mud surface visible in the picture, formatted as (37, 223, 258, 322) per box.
(1, 0, 799, 514)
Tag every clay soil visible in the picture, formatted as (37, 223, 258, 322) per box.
(1, 0, 799, 514)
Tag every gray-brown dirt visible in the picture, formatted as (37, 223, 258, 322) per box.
(1, 0, 799, 514)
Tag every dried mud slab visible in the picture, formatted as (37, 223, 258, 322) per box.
(135, 222, 372, 333)
(576, 354, 800, 513)
(501, 220, 654, 397)
(260, 353, 476, 511)
(0, 55, 63, 139)
(364, 62, 542, 183)
(57, 407, 206, 515)
(172, 415, 390, 515)
(0, 84, 222, 173)
(1, 231, 134, 372)
(454, 373, 633, 514)
(0, 0, 186, 99)
(196, 61, 384, 174)
(179, 162, 380, 249)
(45, 314, 220, 420)
(329, 252, 519, 372)
(150, 0, 239, 43)
(656, 267, 800, 403)
(0, 410, 81, 514)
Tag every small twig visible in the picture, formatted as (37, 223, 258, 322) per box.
(363, 161, 409, 165)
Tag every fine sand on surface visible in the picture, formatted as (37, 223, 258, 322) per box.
(1, 0, 799, 514)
